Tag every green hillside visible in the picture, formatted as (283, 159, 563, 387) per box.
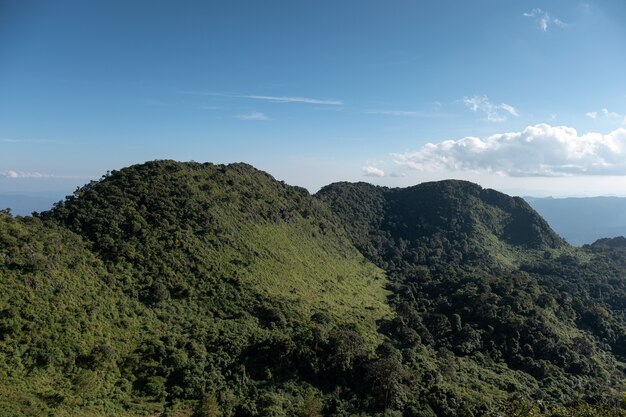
(318, 180, 626, 415)
(0, 162, 625, 416)
(1, 161, 392, 416)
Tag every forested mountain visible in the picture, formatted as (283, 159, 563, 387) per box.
(1, 161, 625, 417)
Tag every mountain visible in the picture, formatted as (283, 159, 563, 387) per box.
(317, 180, 564, 269)
(1, 161, 625, 417)
(525, 196, 626, 246)
(318, 180, 626, 414)
(2, 161, 391, 417)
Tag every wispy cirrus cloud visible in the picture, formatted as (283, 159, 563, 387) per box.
(236, 111, 271, 121)
(523, 8, 568, 32)
(180, 91, 343, 105)
(462, 95, 519, 122)
(392, 124, 626, 177)
(245, 94, 343, 105)
(362, 165, 385, 177)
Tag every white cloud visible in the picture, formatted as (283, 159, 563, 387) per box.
(181, 91, 343, 105)
(362, 166, 385, 177)
(245, 95, 343, 105)
(389, 172, 406, 178)
(2, 170, 49, 179)
(523, 8, 568, 32)
(236, 111, 271, 121)
(499, 103, 519, 117)
(0, 170, 89, 179)
(602, 108, 621, 119)
(586, 108, 626, 123)
(392, 124, 626, 177)
(462, 95, 519, 122)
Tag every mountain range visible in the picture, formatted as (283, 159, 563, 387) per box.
(4, 190, 626, 248)
(1, 160, 625, 417)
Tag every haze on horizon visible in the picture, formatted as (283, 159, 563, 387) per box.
(2, 0, 626, 199)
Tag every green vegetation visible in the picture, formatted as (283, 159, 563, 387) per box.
(0, 161, 625, 416)
(318, 180, 626, 415)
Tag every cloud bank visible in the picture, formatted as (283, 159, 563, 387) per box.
(392, 124, 626, 177)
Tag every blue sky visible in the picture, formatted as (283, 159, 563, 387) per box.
(2, 0, 626, 197)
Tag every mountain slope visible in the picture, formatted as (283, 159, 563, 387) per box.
(1, 164, 625, 416)
(2, 161, 393, 416)
(318, 180, 626, 414)
(0, 213, 146, 417)
(318, 180, 564, 270)
(44, 161, 391, 330)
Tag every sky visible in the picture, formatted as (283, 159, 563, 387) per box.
(2, 0, 626, 199)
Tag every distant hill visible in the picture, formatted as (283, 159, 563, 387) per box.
(1, 162, 625, 416)
(525, 196, 626, 245)
(589, 236, 626, 249)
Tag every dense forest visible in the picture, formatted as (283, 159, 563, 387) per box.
(0, 160, 624, 416)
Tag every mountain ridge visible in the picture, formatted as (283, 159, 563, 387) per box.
(1, 160, 624, 417)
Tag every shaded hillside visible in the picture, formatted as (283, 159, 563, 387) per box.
(318, 180, 626, 415)
(318, 180, 563, 270)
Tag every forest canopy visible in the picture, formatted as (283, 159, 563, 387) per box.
(0, 160, 624, 417)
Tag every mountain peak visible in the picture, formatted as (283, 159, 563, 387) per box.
(318, 179, 564, 268)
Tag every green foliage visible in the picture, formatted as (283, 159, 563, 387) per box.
(195, 393, 221, 417)
(1, 162, 625, 416)
(319, 179, 626, 415)
(1, 161, 391, 416)
(297, 390, 323, 417)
